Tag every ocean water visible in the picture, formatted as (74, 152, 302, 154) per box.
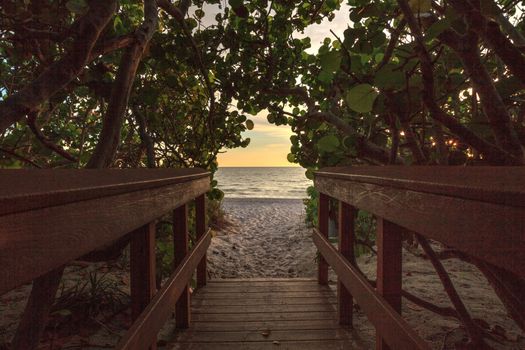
(214, 167, 312, 199)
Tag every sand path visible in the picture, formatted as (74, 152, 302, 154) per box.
(207, 198, 317, 278)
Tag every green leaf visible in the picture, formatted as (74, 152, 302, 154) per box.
(229, 0, 243, 7)
(374, 64, 404, 90)
(66, 0, 88, 14)
(287, 153, 295, 163)
(195, 9, 205, 19)
(113, 16, 125, 34)
(305, 169, 314, 180)
(319, 51, 342, 73)
(425, 18, 451, 40)
(317, 135, 340, 152)
(317, 70, 334, 83)
(345, 84, 379, 113)
(245, 119, 254, 130)
(343, 135, 356, 150)
(209, 188, 224, 200)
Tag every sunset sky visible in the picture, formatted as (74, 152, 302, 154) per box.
(217, 4, 351, 167)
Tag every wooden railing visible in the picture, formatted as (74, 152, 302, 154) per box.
(0, 168, 211, 349)
(313, 166, 525, 350)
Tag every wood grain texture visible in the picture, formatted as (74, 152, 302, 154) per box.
(376, 218, 403, 350)
(0, 168, 209, 216)
(130, 223, 157, 350)
(169, 279, 369, 350)
(0, 175, 209, 295)
(312, 228, 429, 350)
(116, 230, 211, 350)
(174, 204, 190, 329)
(314, 174, 525, 279)
(338, 201, 355, 326)
(315, 166, 525, 207)
(318, 193, 329, 285)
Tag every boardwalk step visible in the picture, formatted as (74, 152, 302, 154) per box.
(167, 279, 369, 349)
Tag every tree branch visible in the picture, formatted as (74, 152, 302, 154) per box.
(27, 112, 78, 163)
(397, 0, 519, 164)
(0, 0, 118, 134)
(307, 111, 403, 164)
(447, 0, 525, 85)
(416, 234, 483, 346)
(87, 0, 159, 168)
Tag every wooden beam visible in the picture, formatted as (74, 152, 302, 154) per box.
(116, 230, 211, 350)
(0, 175, 209, 295)
(338, 201, 355, 326)
(376, 218, 403, 350)
(314, 173, 525, 279)
(195, 194, 207, 288)
(318, 193, 329, 285)
(312, 228, 429, 350)
(0, 168, 210, 216)
(174, 204, 190, 329)
(130, 222, 157, 350)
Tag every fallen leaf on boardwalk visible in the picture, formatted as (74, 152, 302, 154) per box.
(261, 330, 270, 337)
(273, 340, 280, 345)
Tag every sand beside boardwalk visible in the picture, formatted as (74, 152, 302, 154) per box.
(209, 197, 525, 350)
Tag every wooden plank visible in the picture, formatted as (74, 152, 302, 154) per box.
(315, 166, 525, 207)
(130, 222, 157, 350)
(314, 176, 525, 279)
(192, 304, 336, 314)
(193, 285, 332, 293)
(191, 311, 336, 322)
(191, 297, 337, 306)
(0, 175, 210, 295)
(190, 319, 340, 332)
(195, 194, 207, 288)
(312, 228, 429, 350)
(318, 193, 329, 285)
(170, 340, 362, 350)
(174, 204, 190, 329)
(376, 218, 403, 350)
(116, 230, 211, 350)
(193, 290, 335, 299)
(175, 329, 352, 342)
(0, 168, 209, 216)
(338, 201, 355, 326)
(206, 278, 317, 283)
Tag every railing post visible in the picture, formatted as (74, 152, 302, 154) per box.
(130, 222, 157, 350)
(318, 192, 329, 285)
(174, 203, 190, 328)
(195, 194, 207, 288)
(376, 217, 403, 350)
(338, 201, 355, 326)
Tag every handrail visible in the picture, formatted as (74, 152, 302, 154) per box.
(314, 166, 525, 279)
(0, 169, 211, 349)
(313, 166, 525, 350)
(0, 168, 210, 294)
(313, 228, 429, 350)
(116, 229, 211, 349)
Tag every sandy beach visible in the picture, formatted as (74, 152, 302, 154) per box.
(208, 197, 525, 349)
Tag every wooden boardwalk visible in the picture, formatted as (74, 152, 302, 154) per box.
(169, 279, 367, 349)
